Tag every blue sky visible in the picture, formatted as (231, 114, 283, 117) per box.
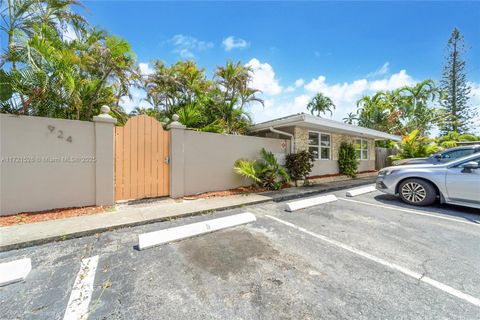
(81, 1, 480, 124)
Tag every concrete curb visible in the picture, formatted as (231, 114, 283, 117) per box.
(0, 178, 376, 252)
(0, 198, 271, 252)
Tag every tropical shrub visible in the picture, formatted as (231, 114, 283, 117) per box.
(233, 148, 290, 190)
(233, 159, 259, 182)
(390, 130, 442, 161)
(338, 142, 359, 178)
(285, 151, 315, 186)
(436, 131, 480, 148)
(144, 60, 263, 134)
(353, 80, 443, 136)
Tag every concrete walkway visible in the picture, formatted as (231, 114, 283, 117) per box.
(0, 194, 270, 252)
(0, 176, 376, 252)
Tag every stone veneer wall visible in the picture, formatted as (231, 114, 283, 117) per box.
(292, 127, 376, 175)
(293, 127, 309, 152)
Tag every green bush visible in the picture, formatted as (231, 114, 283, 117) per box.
(435, 131, 480, 149)
(338, 142, 358, 178)
(233, 148, 290, 190)
(285, 151, 314, 186)
(391, 129, 442, 161)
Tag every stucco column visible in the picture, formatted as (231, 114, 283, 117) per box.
(167, 114, 186, 198)
(93, 106, 117, 206)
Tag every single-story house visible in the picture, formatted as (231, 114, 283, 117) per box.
(249, 113, 401, 177)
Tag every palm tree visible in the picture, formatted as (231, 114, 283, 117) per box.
(307, 92, 335, 116)
(1, 0, 86, 69)
(396, 79, 442, 134)
(1, 16, 137, 121)
(1, 0, 86, 114)
(213, 61, 263, 134)
(343, 112, 357, 124)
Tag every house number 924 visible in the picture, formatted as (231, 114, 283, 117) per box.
(47, 125, 73, 143)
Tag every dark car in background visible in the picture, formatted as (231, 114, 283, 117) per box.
(394, 145, 480, 165)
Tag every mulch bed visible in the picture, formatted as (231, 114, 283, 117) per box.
(1, 171, 377, 226)
(182, 184, 291, 200)
(182, 186, 267, 200)
(182, 171, 378, 200)
(0, 206, 111, 227)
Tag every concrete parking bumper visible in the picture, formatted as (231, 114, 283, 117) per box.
(0, 194, 270, 252)
(0, 177, 377, 252)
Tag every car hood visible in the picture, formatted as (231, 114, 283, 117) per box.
(381, 163, 445, 171)
(397, 157, 429, 164)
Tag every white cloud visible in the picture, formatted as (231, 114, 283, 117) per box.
(295, 78, 305, 87)
(170, 34, 213, 59)
(119, 87, 151, 114)
(283, 78, 305, 93)
(222, 36, 250, 51)
(245, 58, 282, 95)
(250, 69, 417, 123)
(468, 82, 480, 133)
(369, 69, 415, 91)
(366, 62, 390, 78)
(139, 62, 154, 76)
(302, 70, 415, 120)
(469, 82, 480, 107)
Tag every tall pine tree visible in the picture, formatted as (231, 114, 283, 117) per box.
(439, 28, 474, 135)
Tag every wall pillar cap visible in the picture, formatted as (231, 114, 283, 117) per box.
(167, 114, 186, 129)
(93, 105, 117, 124)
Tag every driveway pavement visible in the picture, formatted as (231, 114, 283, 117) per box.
(1, 188, 479, 319)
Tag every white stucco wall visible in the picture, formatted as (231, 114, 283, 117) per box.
(0, 114, 115, 215)
(170, 129, 289, 197)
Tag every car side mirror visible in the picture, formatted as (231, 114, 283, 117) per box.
(461, 161, 479, 173)
(433, 154, 442, 159)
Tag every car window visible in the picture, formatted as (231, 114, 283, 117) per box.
(454, 157, 480, 168)
(442, 149, 475, 159)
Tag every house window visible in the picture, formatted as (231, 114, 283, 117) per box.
(308, 131, 330, 160)
(355, 138, 369, 160)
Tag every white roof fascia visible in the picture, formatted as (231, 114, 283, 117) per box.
(249, 114, 400, 141)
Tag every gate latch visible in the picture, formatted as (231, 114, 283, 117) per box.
(164, 156, 170, 164)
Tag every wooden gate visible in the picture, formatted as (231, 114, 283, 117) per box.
(375, 147, 398, 170)
(115, 115, 169, 201)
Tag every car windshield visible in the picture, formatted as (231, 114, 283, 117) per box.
(439, 149, 476, 162)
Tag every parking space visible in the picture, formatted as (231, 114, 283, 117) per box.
(1, 188, 479, 319)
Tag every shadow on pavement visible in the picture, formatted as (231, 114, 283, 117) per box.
(372, 194, 480, 224)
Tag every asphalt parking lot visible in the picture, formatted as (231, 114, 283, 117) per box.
(1, 187, 479, 319)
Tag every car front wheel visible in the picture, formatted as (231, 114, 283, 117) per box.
(398, 178, 437, 206)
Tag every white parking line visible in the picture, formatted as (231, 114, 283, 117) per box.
(338, 197, 479, 226)
(266, 214, 480, 308)
(64, 256, 99, 320)
(0, 258, 32, 287)
(138, 212, 256, 250)
(286, 194, 337, 212)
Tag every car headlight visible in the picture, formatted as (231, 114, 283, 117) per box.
(378, 169, 397, 176)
